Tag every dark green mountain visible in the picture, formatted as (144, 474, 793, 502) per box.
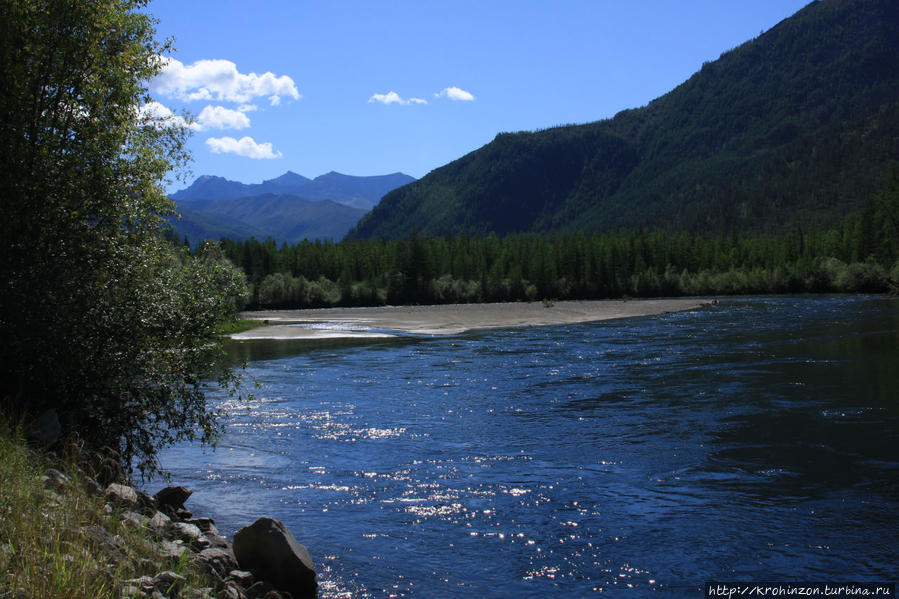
(348, 0, 899, 240)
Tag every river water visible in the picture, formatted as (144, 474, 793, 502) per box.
(159, 296, 899, 597)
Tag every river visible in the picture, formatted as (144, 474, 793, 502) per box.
(159, 295, 899, 597)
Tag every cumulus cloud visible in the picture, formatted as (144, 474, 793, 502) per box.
(368, 91, 428, 106)
(137, 101, 199, 130)
(436, 86, 475, 101)
(205, 136, 282, 159)
(152, 57, 300, 105)
(196, 105, 251, 130)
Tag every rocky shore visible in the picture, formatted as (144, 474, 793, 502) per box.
(1, 409, 319, 599)
(30, 460, 317, 599)
(103, 479, 316, 599)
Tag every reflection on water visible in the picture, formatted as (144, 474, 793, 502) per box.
(160, 296, 899, 597)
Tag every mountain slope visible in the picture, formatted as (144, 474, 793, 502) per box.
(292, 171, 419, 210)
(168, 170, 415, 244)
(348, 0, 899, 240)
(170, 194, 367, 244)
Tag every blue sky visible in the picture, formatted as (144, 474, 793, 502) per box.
(146, 1, 810, 192)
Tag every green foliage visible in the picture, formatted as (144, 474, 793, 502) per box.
(221, 199, 897, 310)
(348, 0, 899, 240)
(0, 0, 247, 477)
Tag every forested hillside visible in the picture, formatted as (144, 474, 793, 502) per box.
(348, 0, 899, 240)
(220, 167, 899, 308)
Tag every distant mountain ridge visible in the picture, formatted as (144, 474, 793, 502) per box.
(169, 171, 415, 244)
(348, 0, 899, 240)
(172, 171, 415, 211)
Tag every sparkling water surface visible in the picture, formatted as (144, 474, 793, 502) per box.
(158, 296, 899, 597)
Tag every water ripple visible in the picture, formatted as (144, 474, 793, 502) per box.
(157, 296, 899, 598)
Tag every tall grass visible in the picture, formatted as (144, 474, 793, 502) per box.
(0, 421, 213, 598)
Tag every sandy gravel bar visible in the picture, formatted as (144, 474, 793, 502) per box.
(232, 298, 712, 340)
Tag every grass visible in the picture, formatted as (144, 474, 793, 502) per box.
(0, 421, 215, 598)
(214, 317, 265, 335)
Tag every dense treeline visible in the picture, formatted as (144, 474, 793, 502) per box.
(220, 177, 899, 309)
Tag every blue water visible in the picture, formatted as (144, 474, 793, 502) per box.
(159, 296, 899, 597)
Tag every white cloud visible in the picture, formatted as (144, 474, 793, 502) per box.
(205, 136, 282, 159)
(196, 105, 251, 130)
(137, 101, 199, 130)
(237, 104, 258, 113)
(368, 91, 428, 106)
(436, 86, 475, 101)
(152, 57, 300, 105)
(368, 91, 402, 105)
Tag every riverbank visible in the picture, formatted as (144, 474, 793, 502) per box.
(232, 298, 712, 340)
(0, 423, 316, 599)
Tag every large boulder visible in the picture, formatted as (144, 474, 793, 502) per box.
(105, 483, 138, 508)
(233, 517, 316, 598)
(154, 485, 192, 511)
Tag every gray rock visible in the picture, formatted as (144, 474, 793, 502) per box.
(106, 483, 139, 508)
(228, 569, 255, 586)
(27, 409, 60, 445)
(121, 510, 149, 529)
(204, 532, 232, 549)
(176, 507, 193, 520)
(158, 539, 187, 560)
(196, 546, 239, 578)
(42, 468, 69, 491)
(233, 517, 316, 598)
(154, 485, 192, 511)
(136, 490, 158, 516)
(148, 511, 172, 536)
(194, 536, 212, 550)
(221, 582, 247, 599)
(152, 570, 186, 593)
(124, 575, 155, 591)
(187, 517, 219, 535)
(171, 521, 203, 544)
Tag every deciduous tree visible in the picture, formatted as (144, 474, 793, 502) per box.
(0, 0, 246, 477)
